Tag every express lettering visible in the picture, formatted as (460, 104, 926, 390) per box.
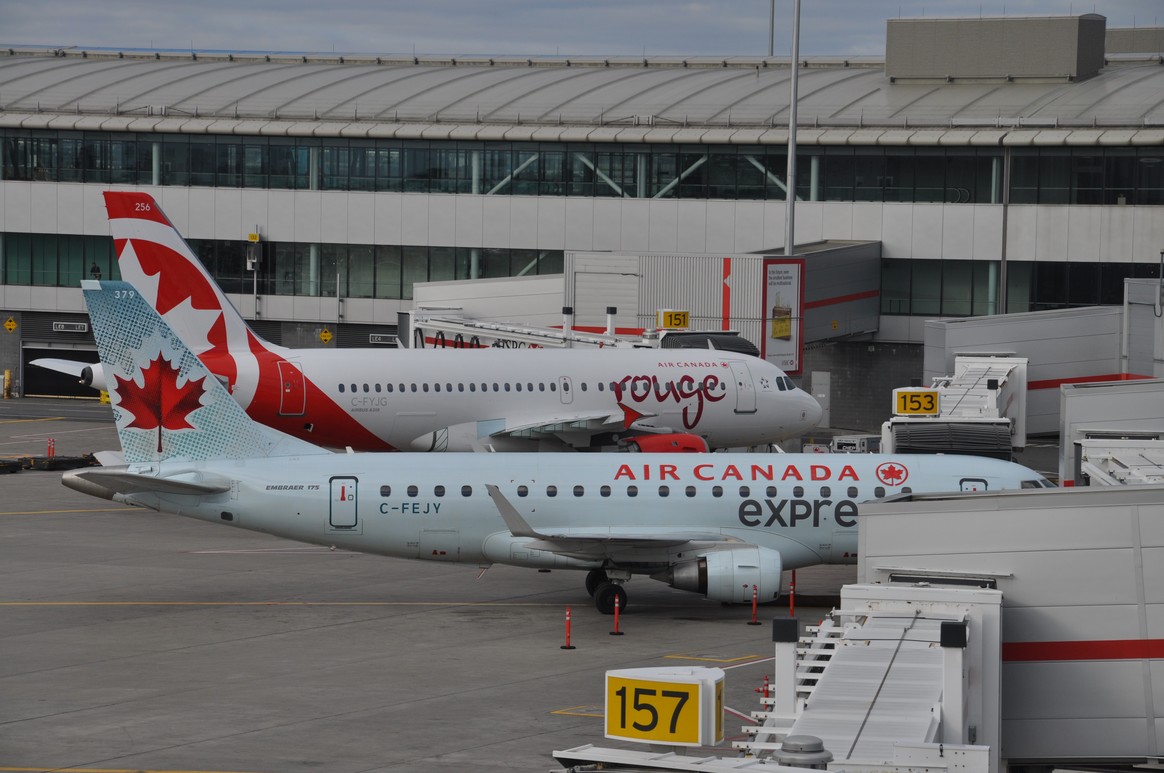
(738, 498, 859, 528)
(613, 374, 725, 429)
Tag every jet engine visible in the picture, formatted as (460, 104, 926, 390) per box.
(80, 365, 107, 392)
(655, 546, 783, 604)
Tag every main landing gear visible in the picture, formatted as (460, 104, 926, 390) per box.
(585, 567, 628, 615)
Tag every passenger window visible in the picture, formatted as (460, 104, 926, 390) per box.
(434, 383, 441, 392)
(820, 486, 831, 497)
(423, 383, 429, 392)
(493, 383, 500, 392)
(539, 383, 545, 391)
(546, 485, 557, 497)
(902, 486, 912, 494)
(434, 485, 445, 497)
(847, 486, 859, 498)
(550, 382, 557, 391)
(410, 383, 417, 392)
(461, 485, 472, 496)
(515, 383, 522, 391)
(386, 383, 394, 392)
(685, 485, 696, 497)
(446, 383, 452, 392)
(363, 384, 369, 393)
(379, 485, 391, 497)
(527, 382, 533, 391)
(407, 485, 418, 497)
(580, 382, 588, 391)
(573, 485, 584, 497)
(766, 485, 777, 498)
(739, 485, 750, 497)
(626, 485, 638, 497)
(469, 383, 477, 392)
(339, 384, 345, 393)
(458, 384, 464, 392)
(793, 486, 804, 497)
(658, 485, 669, 497)
(351, 383, 357, 392)
(874, 486, 886, 498)
(712, 485, 723, 497)
(517, 485, 528, 497)
(600, 485, 611, 497)
(597, 382, 604, 391)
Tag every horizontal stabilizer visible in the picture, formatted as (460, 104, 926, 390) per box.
(63, 468, 231, 499)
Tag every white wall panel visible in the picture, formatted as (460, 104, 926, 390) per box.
(452, 196, 483, 247)
(2, 182, 33, 232)
(733, 201, 766, 253)
(1005, 205, 1038, 260)
(212, 189, 245, 242)
(343, 193, 376, 245)
(591, 199, 622, 252)
(793, 201, 825, 245)
(762, 200, 787, 250)
(1033, 205, 1071, 260)
(910, 203, 944, 256)
(372, 194, 403, 244)
(1103, 204, 1136, 259)
(970, 205, 1003, 260)
(619, 200, 650, 252)
(265, 190, 296, 242)
(481, 196, 511, 247)
(426, 195, 456, 245)
(507, 197, 539, 248)
(939, 204, 974, 259)
(675, 201, 708, 252)
(291, 192, 322, 243)
(563, 198, 595, 250)
(1132, 203, 1164, 257)
(50, 185, 83, 234)
(819, 201, 854, 241)
(1065, 205, 1102, 262)
(399, 194, 429, 246)
(535, 196, 566, 249)
(646, 199, 678, 253)
(850, 202, 884, 243)
(186, 189, 216, 240)
(704, 201, 736, 252)
(880, 203, 915, 257)
(83, 184, 111, 233)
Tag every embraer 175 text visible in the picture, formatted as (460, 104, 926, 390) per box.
(56, 191, 823, 452)
(64, 281, 1054, 613)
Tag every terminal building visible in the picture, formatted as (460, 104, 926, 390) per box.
(2, 14, 1163, 430)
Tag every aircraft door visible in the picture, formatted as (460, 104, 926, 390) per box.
(558, 376, 574, 404)
(278, 359, 306, 416)
(960, 478, 988, 492)
(329, 476, 360, 532)
(727, 361, 757, 414)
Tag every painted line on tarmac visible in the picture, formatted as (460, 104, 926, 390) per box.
(0, 417, 67, 425)
(664, 652, 765, 664)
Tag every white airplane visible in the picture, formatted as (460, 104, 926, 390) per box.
(64, 280, 1054, 613)
(41, 191, 823, 452)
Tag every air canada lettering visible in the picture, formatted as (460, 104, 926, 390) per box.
(613, 462, 865, 482)
(738, 498, 860, 529)
(613, 374, 725, 429)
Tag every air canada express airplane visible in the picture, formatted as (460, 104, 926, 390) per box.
(64, 281, 1054, 613)
(50, 191, 823, 452)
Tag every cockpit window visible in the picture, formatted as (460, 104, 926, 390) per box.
(1022, 479, 1055, 489)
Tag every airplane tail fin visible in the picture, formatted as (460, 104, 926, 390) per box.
(82, 279, 329, 464)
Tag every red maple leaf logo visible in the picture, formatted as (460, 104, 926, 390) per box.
(114, 355, 207, 452)
(875, 462, 909, 487)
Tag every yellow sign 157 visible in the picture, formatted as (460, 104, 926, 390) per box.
(604, 667, 723, 747)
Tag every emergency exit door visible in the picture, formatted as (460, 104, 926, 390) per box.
(728, 361, 757, 414)
(329, 476, 359, 530)
(278, 359, 306, 416)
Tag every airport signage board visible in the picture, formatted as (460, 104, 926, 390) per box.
(894, 387, 940, 416)
(604, 667, 724, 747)
(761, 258, 805, 375)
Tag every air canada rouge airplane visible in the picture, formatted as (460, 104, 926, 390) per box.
(64, 281, 1054, 613)
(47, 191, 824, 452)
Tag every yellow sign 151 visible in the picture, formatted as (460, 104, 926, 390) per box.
(657, 310, 690, 329)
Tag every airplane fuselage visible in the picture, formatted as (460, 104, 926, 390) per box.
(108, 453, 1048, 571)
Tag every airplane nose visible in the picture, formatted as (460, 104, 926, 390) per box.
(796, 390, 824, 432)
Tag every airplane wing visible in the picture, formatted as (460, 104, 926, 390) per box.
(485, 484, 739, 559)
(30, 358, 91, 380)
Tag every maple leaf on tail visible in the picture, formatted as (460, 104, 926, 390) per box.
(114, 355, 207, 452)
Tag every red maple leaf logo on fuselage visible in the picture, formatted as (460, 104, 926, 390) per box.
(114, 355, 207, 452)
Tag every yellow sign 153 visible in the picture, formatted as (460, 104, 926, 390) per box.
(606, 675, 700, 745)
(895, 389, 939, 415)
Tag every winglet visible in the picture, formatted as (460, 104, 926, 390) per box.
(484, 484, 543, 538)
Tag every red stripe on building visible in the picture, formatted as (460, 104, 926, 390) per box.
(722, 257, 732, 331)
(803, 289, 880, 310)
(1002, 638, 1164, 662)
(1027, 373, 1154, 391)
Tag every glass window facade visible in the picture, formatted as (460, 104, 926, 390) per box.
(0, 232, 561, 300)
(882, 258, 1160, 316)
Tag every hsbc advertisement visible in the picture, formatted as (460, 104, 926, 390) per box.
(761, 258, 805, 375)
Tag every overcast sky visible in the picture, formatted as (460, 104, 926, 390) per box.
(3, 1, 1163, 58)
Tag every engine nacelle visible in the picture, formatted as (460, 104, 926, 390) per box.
(80, 364, 108, 392)
(621, 433, 709, 453)
(658, 546, 783, 604)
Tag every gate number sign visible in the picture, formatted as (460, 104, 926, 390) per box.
(604, 667, 723, 746)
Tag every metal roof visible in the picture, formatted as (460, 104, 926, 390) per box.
(3, 47, 1164, 143)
